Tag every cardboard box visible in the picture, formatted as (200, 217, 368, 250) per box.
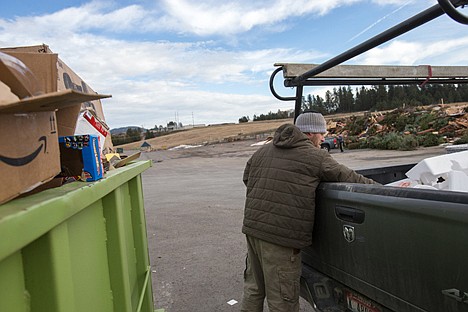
(59, 135, 103, 182)
(0, 52, 109, 204)
(0, 110, 59, 204)
(0, 51, 43, 98)
(0, 89, 107, 204)
(0, 44, 111, 140)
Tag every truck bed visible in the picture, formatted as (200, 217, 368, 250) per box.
(301, 164, 468, 312)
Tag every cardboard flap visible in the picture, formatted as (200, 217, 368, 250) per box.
(114, 152, 141, 168)
(0, 44, 52, 54)
(1, 51, 59, 94)
(0, 52, 42, 98)
(0, 89, 111, 114)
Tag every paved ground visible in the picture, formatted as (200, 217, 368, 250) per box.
(139, 140, 446, 312)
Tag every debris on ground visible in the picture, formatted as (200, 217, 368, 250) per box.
(327, 104, 468, 143)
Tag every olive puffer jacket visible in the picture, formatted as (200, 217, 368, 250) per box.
(242, 124, 375, 249)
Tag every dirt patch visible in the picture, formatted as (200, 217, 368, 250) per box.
(119, 119, 290, 150)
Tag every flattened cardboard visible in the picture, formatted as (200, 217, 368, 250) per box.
(114, 152, 141, 168)
(0, 89, 110, 113)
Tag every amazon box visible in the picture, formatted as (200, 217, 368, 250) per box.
(0, 52, 110, 204)
(0, 44, 113, 153)
(0, 89, 110, 204)
(0, 110, 59, 204)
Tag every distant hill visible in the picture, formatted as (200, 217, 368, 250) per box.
(110, 126, 146, 135)
(113, 102, 468, 151)
(115, 119, 291, 150)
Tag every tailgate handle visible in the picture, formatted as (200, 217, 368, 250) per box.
(335, 206, 365, 224)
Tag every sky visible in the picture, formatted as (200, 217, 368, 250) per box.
(0, 0, 467, 129)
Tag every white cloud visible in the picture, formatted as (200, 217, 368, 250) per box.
(37, 2, 149, 33)
(0, 16, 319, 128)
(102, 79, 279, 128)
(1, 0, 467, 129)
(357, 37, 468, 65)
(371, 0, 416, 5)
(159, 0, 365, 36)
(0, 0, 364, 39)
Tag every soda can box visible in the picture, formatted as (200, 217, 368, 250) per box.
(58, 134, 103, 182)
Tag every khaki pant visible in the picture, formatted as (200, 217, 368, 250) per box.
(241, 235, 302, 312)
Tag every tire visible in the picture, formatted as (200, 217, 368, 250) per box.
(321, 144, 330, 152)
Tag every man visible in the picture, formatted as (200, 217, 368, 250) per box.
(338, 134, 344, 152)
(241, 111, 376, 312)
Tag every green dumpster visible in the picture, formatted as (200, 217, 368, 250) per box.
(0, 161, 155, 312)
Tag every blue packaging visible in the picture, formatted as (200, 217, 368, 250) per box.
(58, 134, 103, 181)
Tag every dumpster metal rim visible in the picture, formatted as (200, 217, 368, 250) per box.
(0, 160, 151, 261)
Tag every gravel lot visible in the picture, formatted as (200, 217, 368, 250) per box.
(139, 140, 446, 312)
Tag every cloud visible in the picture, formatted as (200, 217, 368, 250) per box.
(0, 11, 321, 128)
(0, 0, 440, 43)
(104, 42, 323, 127)
(347, 1, 412, 43)
(1, 0, 467, 129)
(158, 0, 365, 36)
(81, 41, 321, 128)
(0, 0, 368, 38)
(371, 0, 417, 5)
(3, 0, 430, 40)
(105, 85, 278, 128)
(356, 37, 468, 65)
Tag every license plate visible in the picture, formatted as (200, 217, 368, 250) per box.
(346, 291, 382, 312)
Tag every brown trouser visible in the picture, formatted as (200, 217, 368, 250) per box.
(241, 235, 302, 312)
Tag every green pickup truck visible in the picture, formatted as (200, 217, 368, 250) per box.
(300, 163, 468, 312)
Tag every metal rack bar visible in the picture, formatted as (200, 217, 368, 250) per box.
(268, 1, 468, 121)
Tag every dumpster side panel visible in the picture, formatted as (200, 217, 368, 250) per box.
(129, 175, 154, 312)
(0, 161, 153, 312)
(103, 183, 139, 312)
(103, 175, 154, 312)
(67, 200, 114, 312)
(0, 252, 29, 312)
(22, 223, 76, 312)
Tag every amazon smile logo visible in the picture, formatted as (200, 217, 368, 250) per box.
(0, 136, 47, 166)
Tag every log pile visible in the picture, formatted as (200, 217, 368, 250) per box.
(326, 104, 468, 142)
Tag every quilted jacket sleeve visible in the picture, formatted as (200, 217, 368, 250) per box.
(319, 151, 377, 184)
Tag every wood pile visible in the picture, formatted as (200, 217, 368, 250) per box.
(326, 104, 468, 141)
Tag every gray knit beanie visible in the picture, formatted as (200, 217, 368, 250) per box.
(295, 111, 327, 133)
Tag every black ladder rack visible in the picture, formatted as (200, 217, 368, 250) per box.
(269, 0, 468, 120)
